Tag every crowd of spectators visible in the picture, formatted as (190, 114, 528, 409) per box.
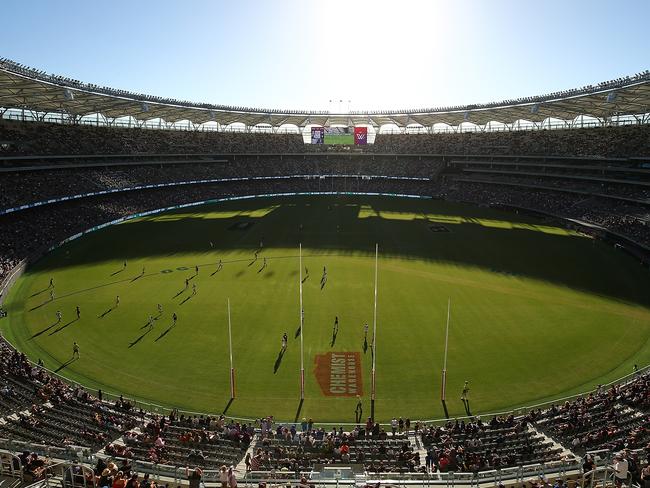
(2, 119, 650, 159)
(440, 180, 650, 248)
(0, 120, 304, 156)
(104, 412, 250, 469)
(455, 173, 650, 203)
(0, 157, 443, 209)
(420, 415, 562, 473)
(532, 374, 650, 454)
(250, 418, 420, 473)
(370, 125, 650, 157)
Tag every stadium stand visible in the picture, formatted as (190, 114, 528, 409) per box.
(1, 117, 650, 485)
(370, 125, 650, 157)
(420, 416, 563, 472)
(254, 425, 420, 473)
(0, 326, 648, 482)
(0, 120, 304, 156)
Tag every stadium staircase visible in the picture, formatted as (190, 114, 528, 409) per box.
(235, 433, 258, 473)
(0, 475, 25, 488)
(527, 424, 576, 462)
(407, 430, 428, 469)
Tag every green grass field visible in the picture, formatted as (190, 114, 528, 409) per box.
(3, 195, 650, 423)
(324, 134, 354, 145)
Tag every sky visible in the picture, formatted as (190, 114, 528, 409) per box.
(1, 0, 648, 111)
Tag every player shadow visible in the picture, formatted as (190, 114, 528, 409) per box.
(248, 259, 257, 267)
(154, 323, 176, 342)
(29, 320, 61, 339)
(294, 326, 301, 338)
(130, 272, 145, 283)
(330, 330, 338, 348)
(179, 295, 193, 305)
(29, 300, 51, 312)
(110, 268, 124, 276)
(210, 267, 222, 277)
(273, 348, 286, 374)
(128, 328, 153, 348)
(173, 288, 187, 298)
(29, 287, 50, 298)
(301, 275, 309, 283)
(363, 337, 368, 354)
(140, 320, 154, 330)
(320, 279, 327, 290)
(462, 399, 472, 416)
(257, 265, 266, 274)
(188, 273, 198, 281)
(98, 307, 113, 318)
(49, 317, 80, 336)
(54, 357, 78, 373)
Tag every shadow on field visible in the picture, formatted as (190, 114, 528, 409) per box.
(330, 329, 338, 348)
(129, 329, 152, 348)
(155, 323, 176, 342)
(273, 348, 286, 374)
(294, 398, 304, 423)
(29, 287, 50, 298)
(54, 357, 78, 373)
(30, 320, 61, 339)
(98, 307, 113, 318)
(223, 398, 234, 415)
(29, 300, 51, 312)
(441, 400, 449, 419)
(24, 196, 650, 308)
(49, 317, 79, 336)
(462, 399, 473, 417)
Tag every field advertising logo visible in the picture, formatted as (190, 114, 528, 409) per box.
(314, 352, 363, 396)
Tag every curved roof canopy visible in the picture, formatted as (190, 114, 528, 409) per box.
(1, 58, 648, 128)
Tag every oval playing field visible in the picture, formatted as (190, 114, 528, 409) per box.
(3, 195, 650, 422)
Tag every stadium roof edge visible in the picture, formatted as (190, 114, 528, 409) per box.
(0, 57, 649, 128)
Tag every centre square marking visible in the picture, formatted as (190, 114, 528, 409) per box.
(314, 351, 363, 397)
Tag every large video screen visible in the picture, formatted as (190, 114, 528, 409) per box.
(324, 127, 354, 145)
(308, 127, 371, 145)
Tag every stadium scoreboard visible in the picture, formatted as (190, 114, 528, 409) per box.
(310, 126, 368, 145)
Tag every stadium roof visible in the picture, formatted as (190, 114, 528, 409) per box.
(1, 58, 649, 128)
